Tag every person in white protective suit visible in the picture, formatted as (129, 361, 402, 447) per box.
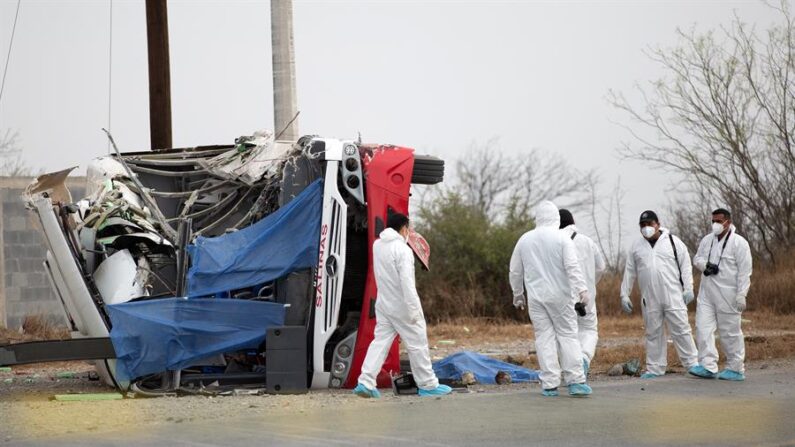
(620, 210, 699, 378)
(509, 200, 592, 397)
(354, 213, 452, 398)
(559, 209, 606, 376)
(688, 208, 752, 382)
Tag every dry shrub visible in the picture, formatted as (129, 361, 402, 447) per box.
(19, 315, 69, 340)
(0, 315, 70, 344)
(593, 249, 795, 317)
(595, 273, 623, 316)
(748, 253, 795, 314)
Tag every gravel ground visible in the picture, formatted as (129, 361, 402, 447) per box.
(2, 319, 794, 446)
(1, 357, 792, 445)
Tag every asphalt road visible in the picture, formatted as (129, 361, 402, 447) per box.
(6, 366, 795, 447)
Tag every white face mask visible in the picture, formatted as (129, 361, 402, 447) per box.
(711, 222, 725, 235)
(641, 226, 656, 239)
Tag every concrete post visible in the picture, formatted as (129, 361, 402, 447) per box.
(271, 0, 299, 141)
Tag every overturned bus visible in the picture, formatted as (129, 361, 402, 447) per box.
(0, 132, 444, 395)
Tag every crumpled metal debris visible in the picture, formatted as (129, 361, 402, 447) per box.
(199, 131, 299, 186)
(25, 167, 78, 204)
(26, 130, 313, 306)
(93, 249, 146, 305)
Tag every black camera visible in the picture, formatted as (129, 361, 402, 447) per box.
(575, 302, 587, 317)
(704, 262, 720, 276)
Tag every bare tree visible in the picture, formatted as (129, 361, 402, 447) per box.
(609, 2, 795, 262)
(664, 183, 718, 252)
(455, 138, 519, 217)
(587, 175, 625, 273)
(454, 139, 597, 221)
(0, 130, 29, 177)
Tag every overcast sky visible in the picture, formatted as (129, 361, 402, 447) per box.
(0, 0, 784, 245)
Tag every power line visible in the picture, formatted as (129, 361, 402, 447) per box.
(107, 0, 113, 153)
(0, 0, 22, 108)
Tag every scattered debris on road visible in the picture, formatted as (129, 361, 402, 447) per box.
(622, 358, 641, 376)
(52, 393, 124, 402)
(608, 364, 624, 376)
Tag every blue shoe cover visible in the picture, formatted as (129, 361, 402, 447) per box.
(717, 369, 745, 381)
(640, 372, 660, 379)
(583, 359, 590, 377)
(418, 384, 452, 396)
(353, 383, 381, 398)
(568, 383, 592, 396)
(541, 388, 559, 397)
(688, 365, 716, 379)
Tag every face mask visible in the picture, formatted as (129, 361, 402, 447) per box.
(711, 222, 725, 235)
(641, 226, 656, 239)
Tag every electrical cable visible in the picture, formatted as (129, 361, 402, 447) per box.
(0, 0, 22, 108)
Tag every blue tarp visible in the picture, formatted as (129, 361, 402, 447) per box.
(186, 179, 323, 297)
(432, 351, 540, 384)
(107, 298, 285, 381)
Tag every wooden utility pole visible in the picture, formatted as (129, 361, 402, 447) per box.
(271, 0, 299, 141)
(145, 0, 173, 150)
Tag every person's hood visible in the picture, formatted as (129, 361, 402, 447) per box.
(379, 227, 405, 242)
(561, 224, 578, 235)
(535, 200, 560, 229)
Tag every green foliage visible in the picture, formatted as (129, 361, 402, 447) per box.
(415, 191, 534, 321)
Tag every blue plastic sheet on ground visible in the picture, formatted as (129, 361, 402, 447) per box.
(186, 179, 323, 297)
(432, 351, 540, 384)
(107, 298, 285, 381)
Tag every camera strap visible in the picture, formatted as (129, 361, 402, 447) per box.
(707, 230, 733, 267)
(571, 231, 577, 240)
(667, 232, 685, 289)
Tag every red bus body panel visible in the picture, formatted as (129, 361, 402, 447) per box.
(344, 146, 415, 389)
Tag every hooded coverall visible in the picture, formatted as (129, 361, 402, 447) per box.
(510, 201, 589, 390)
(357, 227, 439, 391)
(561, 225, 606, 363)
(693, 225, 752, 374)
(621, 230, 698, 375)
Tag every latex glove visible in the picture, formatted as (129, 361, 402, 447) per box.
(621, 296, 633, 314)
(683, 290, 695, 305)
(410, 310, 423, 325)
(578, 290, 590, 307)
(513, 294, 526, 310)
(736, 295, 747, 312)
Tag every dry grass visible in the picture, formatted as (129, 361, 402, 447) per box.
(0, 315, 70, 344)
(422, 249, 795, 321)
(750, 253, 795, 314)
(427, 311, 795, 374)
(595, 251, 795, 317)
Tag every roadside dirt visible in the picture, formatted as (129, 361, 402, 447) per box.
(1, 311, 793, 443)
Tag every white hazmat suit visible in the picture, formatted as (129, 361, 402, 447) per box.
(357, 227, 439, 391)
(693, 225, 752, 374)
(510, 201, 589, 390)
(561, 225, 606, 363)
(621, 229, 699, 376)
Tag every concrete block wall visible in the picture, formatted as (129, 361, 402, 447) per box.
(0, 177, 85, 329)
